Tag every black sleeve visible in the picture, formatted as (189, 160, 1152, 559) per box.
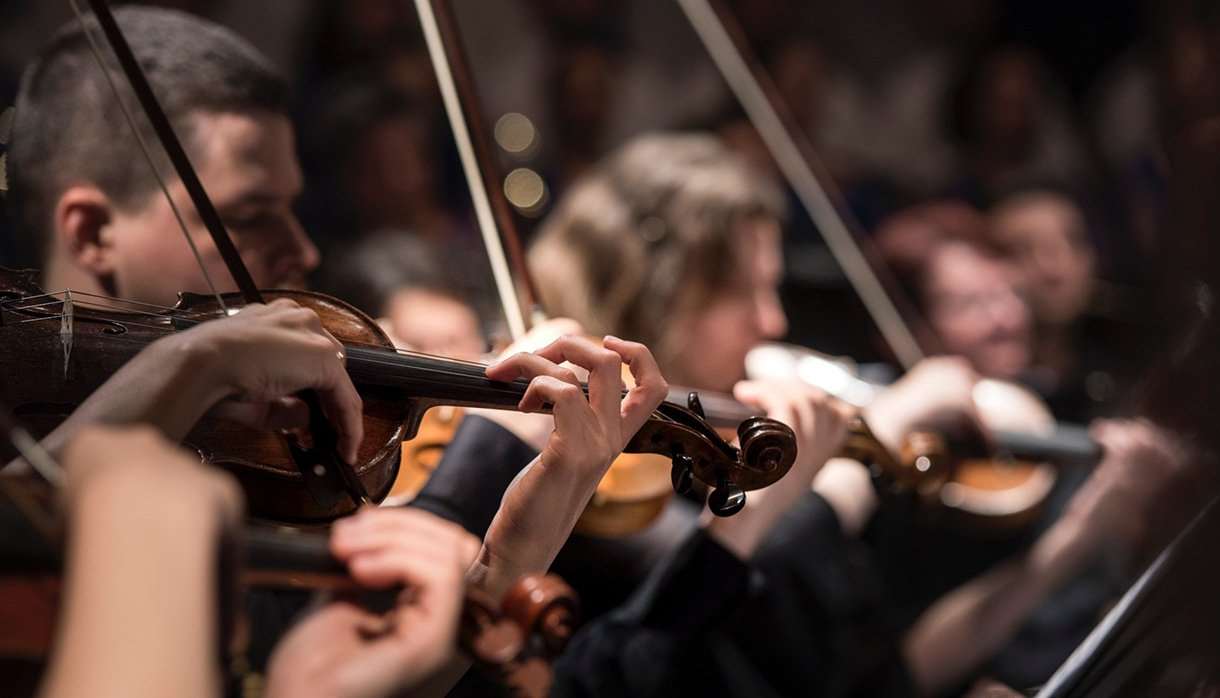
(739, 491, 915, 698)
(549, 528, 753, 698)
(407, 415, 538, 538)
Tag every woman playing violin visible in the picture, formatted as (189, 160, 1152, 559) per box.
(524, 132, 1192, 697)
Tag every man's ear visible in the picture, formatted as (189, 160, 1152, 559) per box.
(54, 185, 117, 277)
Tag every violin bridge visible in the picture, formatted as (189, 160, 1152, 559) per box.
(60, 290, 74, 380)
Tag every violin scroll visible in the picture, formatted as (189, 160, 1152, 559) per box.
(462, 573, 579, 698)
(737, 416, 798, 478)
(624, 397, 797, 516)
(500, 574, 580, 657)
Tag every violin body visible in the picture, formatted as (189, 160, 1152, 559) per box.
(0, 273, 407, 522)
(391, 412, 677, 537)
(179, 290, 409, 521)
(387, 406, 462, 504)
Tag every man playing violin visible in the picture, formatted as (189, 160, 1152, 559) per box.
(9, 8, 312, 306)
(2, 7, 680, 696)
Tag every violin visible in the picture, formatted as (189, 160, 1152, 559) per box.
(0, 268, 797, 523)
(0, 415, 578, 698)
(746, 342, 1102, 529)
(605, 380, 1102, 533)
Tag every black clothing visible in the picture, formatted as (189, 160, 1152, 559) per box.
(551, 528, 754, 698)
(410, 414, 539, 537)
(737, 492, 914, 698)
(549, 492, 913, 698)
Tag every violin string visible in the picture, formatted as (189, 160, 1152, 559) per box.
(5, 289, 539, 364)
(7, 300, 219, 324)
(12, 304, 684, 416)
(66, 0, 229, 313)
(6, 302, 687, 422)
(10, 312, 683, 422)
(3, 291, 226, 324)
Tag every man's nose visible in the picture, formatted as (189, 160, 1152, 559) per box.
(284, 218, 321, 275)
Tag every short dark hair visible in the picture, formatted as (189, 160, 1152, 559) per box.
(8, 6, 288, 264)
(317, 231, 461, 318)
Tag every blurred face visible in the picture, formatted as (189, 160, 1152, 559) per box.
(674, 217, 788, 392)
(109, 110, 319, 306)
(386, 288, 486, 360)
(991, 195, 1095, 326)
(925, 242, 1031, 379)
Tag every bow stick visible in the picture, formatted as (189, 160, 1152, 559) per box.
(676, 0, 935, 369)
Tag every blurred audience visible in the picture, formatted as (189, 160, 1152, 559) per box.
(317, 231, 487, 358)
(989, 186, 1129, 420)
(947, 45, 1092, 206)
(877, 204, 1033, 382)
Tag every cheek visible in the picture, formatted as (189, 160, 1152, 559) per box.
(691, 302, 756, 367)
(936, 315, 982, 351)
(113, 221, 184, 277)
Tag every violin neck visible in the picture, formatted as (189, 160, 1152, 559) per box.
(344, 346, 532, 410)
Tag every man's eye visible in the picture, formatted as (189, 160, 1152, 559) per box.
(226, 213, 274, 230)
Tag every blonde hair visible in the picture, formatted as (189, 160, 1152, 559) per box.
(529, 133, 784, 368)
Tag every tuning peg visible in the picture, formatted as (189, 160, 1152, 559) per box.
(671, 453, 695, 494)
(708, 480, 746, 517)
(686, 391, 705, 419)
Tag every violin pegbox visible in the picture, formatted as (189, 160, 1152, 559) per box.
(626, 391, 797, 517)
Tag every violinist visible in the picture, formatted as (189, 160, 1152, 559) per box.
(873, 208, 1034, 383)
(521, 132, 1195, 697)
(988, 186, 1132, 421)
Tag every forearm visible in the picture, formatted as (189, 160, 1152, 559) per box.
(40, 339, 227, 456)
(41, 485, 224, 698)
(902, 520, 1091, 696)
(470, 457, 598, 599)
